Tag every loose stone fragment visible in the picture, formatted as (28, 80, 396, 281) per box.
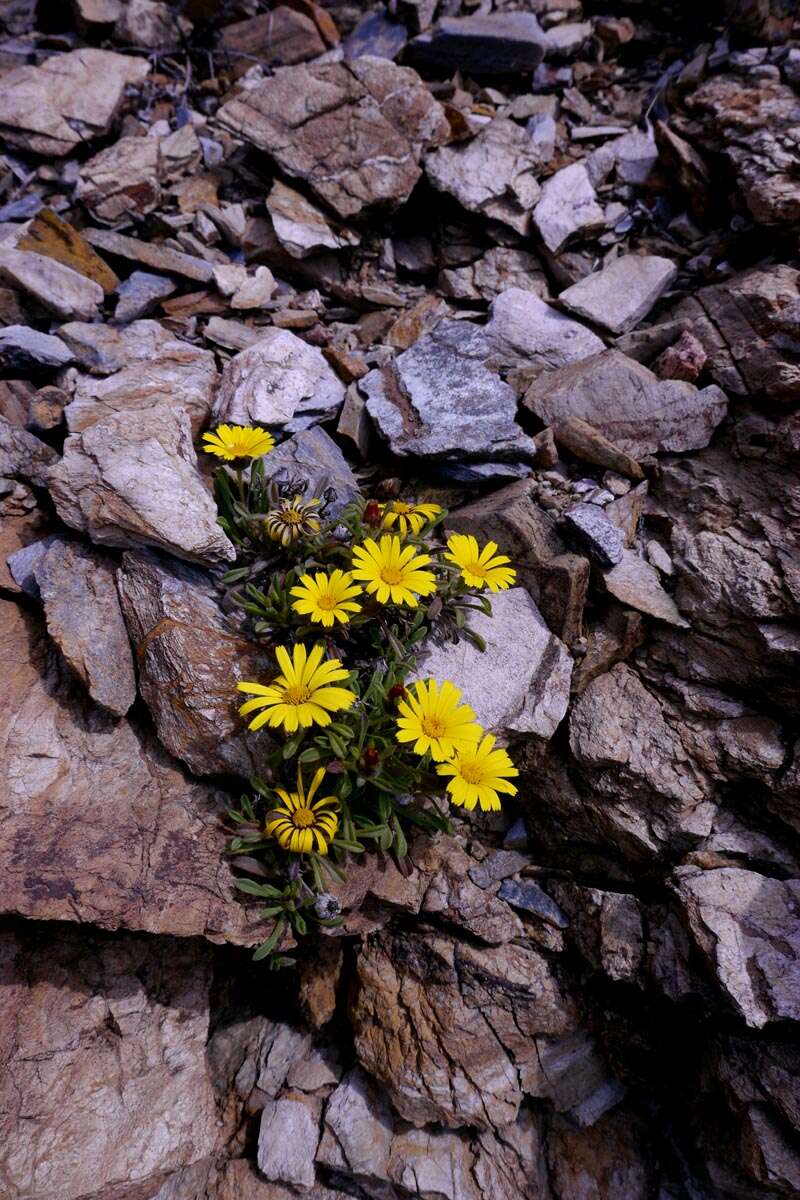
(559, 255, 678, 334)
(114, 271, 176, 322)
(485, 287, 605, 372)
(0, 248, 103, 320)
(533, 163, 605, 253)
(561, 503, 625, 567)
(602, 549, 689, 627)
(0, 326, 73, 370)
(17, 207, 119, 293)
(409, 12, 545, 75)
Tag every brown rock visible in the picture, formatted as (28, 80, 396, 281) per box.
(116, 549, 273, 777)
(85, 226, 214, 284)
(538, 552, 590, 643)
(0, 481, 48, 594)
(554, 416, 644, 481)
(220, 7, 327, 71)
(75, 133, 162, 222)
(298, 940, 343, 1030)
(547, 1108, 652, 1199)
(17, 208, 119, 294)
(651, 329, 708, 383)
(0, 414, 59, 487)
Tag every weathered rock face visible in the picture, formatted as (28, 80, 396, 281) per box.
(0, 247, 104, 320)
(485, 287, 605, 373)
(362, 320, 536, 466)
(61, 319, 218, 436)
(0, 921, 219, 1200)
(523, 349, 728, 457)
(0, 414, 59, 486)
(352, 926, 578, 1129)
(0, 48, 150, 155)
(532, 162, 605, 253)
(214, 328, 345, 432)
(414, 588, 573, 740)
(216, 57, 448, 218)
(559, 254, 678, 334)
(0, 598, 261, 944)
(49, 407, 236, 566)
(266, 179, 360, 259)
(117, 549, 273, 778)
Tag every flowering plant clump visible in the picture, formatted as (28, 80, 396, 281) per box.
(205, 425, 520, 964)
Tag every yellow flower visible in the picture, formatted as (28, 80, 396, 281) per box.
(381, 500, 443, 537)
(395, 678, 481, 762)
(436, 732, 519, 812)
(237, 643, 356, 733)
(265, 765, 340, 855)
(290, 569, 363, 627)
(202, 424, 275, 461)
(264, 496, 322, 546)
(351, 535, 437, 607)
(444, 533, 516, 592)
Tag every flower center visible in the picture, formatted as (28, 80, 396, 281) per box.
(292, 807, 315, 828)
(282, 510, 303, 525)
(422, 716, 447, 739)
(317, 593, 338, 610)
(392, 502, 413, 514)
(380, 566, 404, 585)
(464, 559, 488, 578)
(283, 684, 311, 705)
(459, 762, 485, 785)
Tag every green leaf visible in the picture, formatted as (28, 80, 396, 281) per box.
(293, 912, 307, 936)
(234, 878, 282, 898)
(253, 918, 286, 961)
(392, 815, 408, 859)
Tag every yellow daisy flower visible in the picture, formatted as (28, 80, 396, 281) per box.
(444, 533, 516, 592)
(237, 643, 356, 733)
(264, 496, 322, 547)
(265, 765, 340, 855)
(202, 424, 275, 461)
(351, 535, 437, 607)
(395, 678, 481, 762)
(290, 569, 363, 628)
(437, 732, 519, 812)
(381, 500, 443, 537)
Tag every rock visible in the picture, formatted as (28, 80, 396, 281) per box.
(61, 319, 217, 436)
(0, 922, 220, 1200)
(523, 349, 728, 457)
(220, 7, 326, 69)
(353, 927, 576, 1129)
(30, 538, 136, 717)
(117, 550, 274, 778)
(257, 426, 359, 518)
(362, 320, 536, 466)
(468, 850, 530, 889)
(0, 415, 59, 486)
(341, 8, 407, 61)
(0, 247, 103, 320)
(533, 163, 605, 254)
(602, 549, 689, 627)
(425, 117, 544, 236)
(115, 270, 176, 321)
(0, 482, 49, 594)
(409, 12, 545, 75)
(298, 940, 343, 1030)
(75, 133, 161, 222)
(544, 20, 592, 57)
(499, 879, 569, 928)
(547, 1108, 652, 1200)
(17, 207, 119, 293)
(266, 179, 359, 258)
(0, 48, 150, 156)
(217, 58, 448, 219)
(485, 287, 605, 373)
(538, 553, 591, 644)
(257, 1099, 319, 1189)
(115, 0, 191, 47)
(559, 255, 678, 334)
(414, 588, 572, 740)
(651, 329, 708, 382)
(386, 294, 448, 351)
(440, 248, 549, 302)
(0, 598, 264, 944)
(85, 226, 214, 283)
(604, 481, 646, 548)
(673, 866, 800, 1028)
(49, 407, 236, 566)
(214, 328, 345, 432)
(553, 885, 644, 982)
(421, 839, 524, 944)
(561, 503, 625, 567)
(553, 416, 644, 480)
(231, 266, 277, 310)
(0, 325, 73, 369)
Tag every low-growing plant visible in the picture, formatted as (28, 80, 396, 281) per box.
(204, 425, 520, 965)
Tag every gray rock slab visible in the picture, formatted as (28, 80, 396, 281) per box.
(486, 287, 604, 371)
(258, 425, 360, 518)
(114, 270, 176, 322)
(559, 255, 678, 334)
(561, 503, 625, 567)
(602, 549, 690, 628)
(533, 162, 605, 253)
(0, 325, 73, 369)
(409, 12, 545, 75)
(257, 1099, 319, 1189)
(499, 879, 570, 928)
(0, 247, 103, 320)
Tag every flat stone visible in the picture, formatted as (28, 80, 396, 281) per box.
(0, 415, 59, 486)
(342, 8, 407, 60)
(409, 12, 545, 75)
(220, 7, 326, 69)
(0, 325, 73, 369)
(426, 117, 543, 235)
(413, 587, 572, 740)
(257, 425, 360, 518)
(49, 406, 235, 566)
(114, 0, 192, 48)
(257, 1099, 319, 1189)
(533, 162, 605, 254)
(61, 319, 217, 437)
(117, 550, 274, 778)
(75, 133, 161, 222)
(85, 226, 214, 283)
(561, 503, 625, 567)
(499, 879, 569, 928)
(114, 270, 176, 321)
(0, 247, 103, 320)
(468, 850, 531, 889)
(0, 48, 150, 156)
(217, 58, 448, 219)
(440, 248, 549, 302)
(485, 287, 604, 372)
(560, 255, 678, 334)
(32, 537, 136, 717)
(230, 266, 276, 310)
(214, 327, 345, 432)
(538, 553, 591, 644)
(553, 416, 644, 481)
(544, 20, 592, 56)
(362, 319, 536, 465)
(673, 866, 800, 1028)
(603, 549, 689, 627)
(17, 207, 119, 293)
(266, 178, 360, 259)
(523, 348, 728, 457)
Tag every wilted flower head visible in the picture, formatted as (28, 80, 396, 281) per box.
(264, 495, 322, 546)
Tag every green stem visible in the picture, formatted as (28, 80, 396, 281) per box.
(235, 465, 247, 507)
